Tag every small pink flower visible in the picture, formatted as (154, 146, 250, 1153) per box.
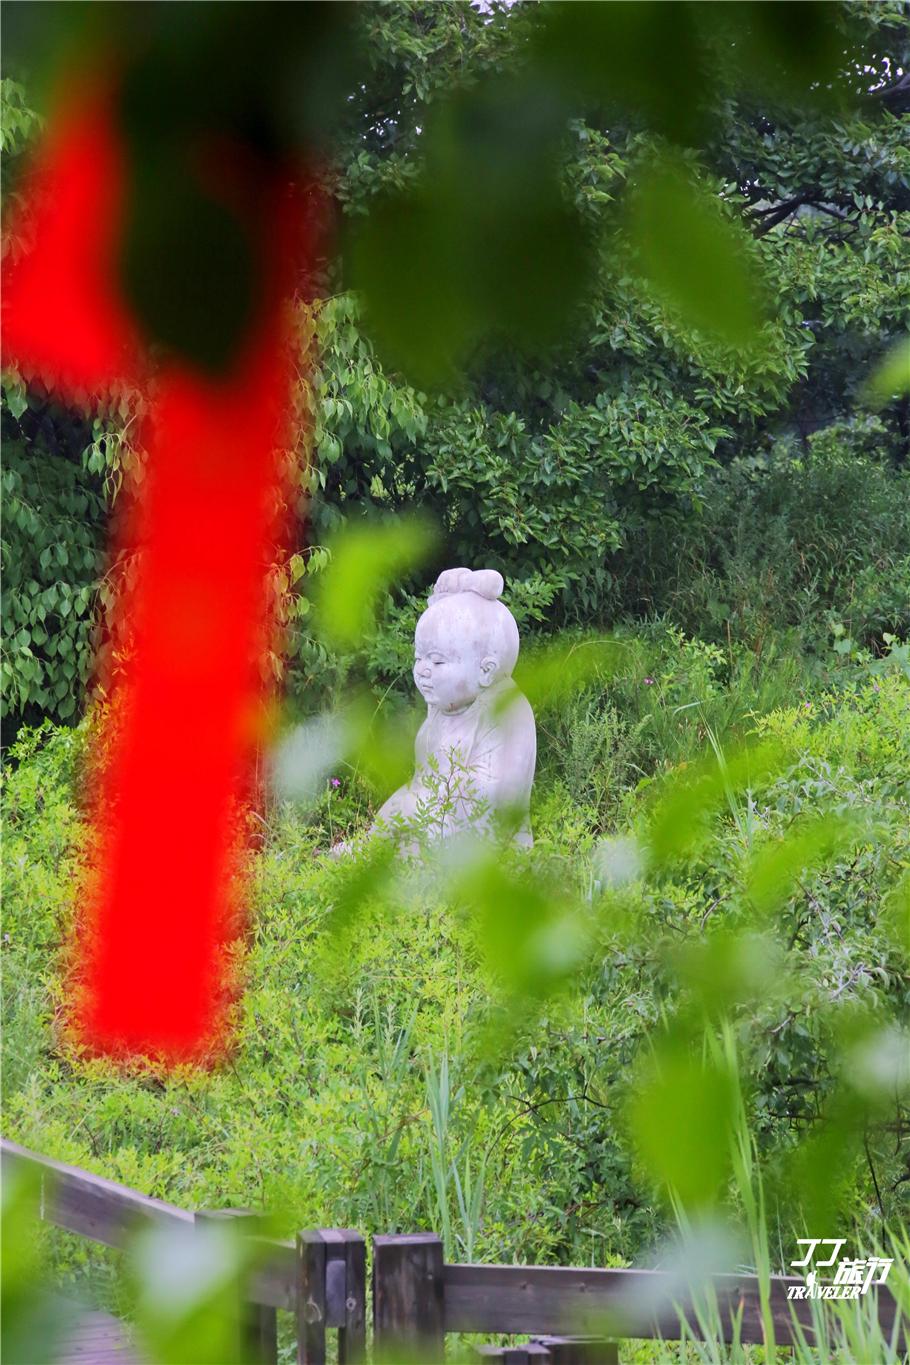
(643, 677, 655, 686)
(330, 777, 341, 788)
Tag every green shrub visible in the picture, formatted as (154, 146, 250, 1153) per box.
(617, 428, 910, 652)
(0, 387, 106, 734)
(3, 646, 907, 1299)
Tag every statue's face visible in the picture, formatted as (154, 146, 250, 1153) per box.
(413, 605, 497, 714)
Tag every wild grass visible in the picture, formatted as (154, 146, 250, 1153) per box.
(2, 632, 908, 1362)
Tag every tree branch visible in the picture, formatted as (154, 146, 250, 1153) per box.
(869, 70, 910, 114)
(750, 194, 813, 237)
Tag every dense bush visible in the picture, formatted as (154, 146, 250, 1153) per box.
(296, 1, 909, 630)
(3, 640, 907, 1303)
(4, 0, 909, 734)
(614, 426, 910, 652)
(0, 382, 105, 732)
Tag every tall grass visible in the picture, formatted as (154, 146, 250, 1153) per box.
(663, 1025, 909, 1365)
(425, 1051, 487, 1262)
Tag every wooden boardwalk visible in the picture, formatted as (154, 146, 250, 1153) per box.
(55, 1300, 145, 1365)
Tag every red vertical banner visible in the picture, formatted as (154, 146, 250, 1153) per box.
(81, 348, 294, 1059)
(4, 91, 314, 1062)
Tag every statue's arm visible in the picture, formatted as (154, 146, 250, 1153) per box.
(372, 716, 431, 827)
(472, 694, 537, 808)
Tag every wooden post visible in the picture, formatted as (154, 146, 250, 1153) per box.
(195, 1209, 277, 1365)
(297, 1230, 327, 1365)
(334, 1230, 367, 1363)
(373, 1233, 445, 1363)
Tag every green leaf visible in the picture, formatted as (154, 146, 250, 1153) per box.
(314, 516, 436, 650)
(863, 336, 910, 407)
(3, 380, 28, 420)
(627, 1031, 738, 1211)
(627, 159, 768, 350)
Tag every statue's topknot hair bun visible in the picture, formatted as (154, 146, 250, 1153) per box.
(422, 566, 519, 675)
(428, 567, 504, 604)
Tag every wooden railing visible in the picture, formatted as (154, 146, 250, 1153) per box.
(1, 1138, 364, 1364)
(4, 1140, 905, 1364)
(372, 1233, 905, 1362)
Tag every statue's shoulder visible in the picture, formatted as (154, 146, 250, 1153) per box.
(483, 680, 535, 736)
(506, 685, 535, 726)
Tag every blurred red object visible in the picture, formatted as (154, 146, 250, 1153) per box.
(3, 89, 141, 390)
(3, 90, 313, 1062)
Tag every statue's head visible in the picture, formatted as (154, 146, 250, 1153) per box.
(413, 568, 519, 714)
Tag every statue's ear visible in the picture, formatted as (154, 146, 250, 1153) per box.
(478, 655, 498, 687)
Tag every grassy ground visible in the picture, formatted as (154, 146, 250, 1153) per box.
(3, 623, 909, 1361)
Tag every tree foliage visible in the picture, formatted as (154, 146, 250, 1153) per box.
(301, 0, 909, 650)
(2, 2, 909, 731)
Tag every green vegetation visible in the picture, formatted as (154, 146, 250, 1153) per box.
(2, 2, 910, 1359)
(3, 636, 909, 1345)
(3, 2, 909, 727)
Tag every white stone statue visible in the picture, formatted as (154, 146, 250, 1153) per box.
(373, 567, 536, 849)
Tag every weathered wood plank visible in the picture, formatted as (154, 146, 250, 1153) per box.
(442, 1262, 902, 1347)
(532, 1337, 618, 1364)
(297, 1230, 327, 1365)
(2, 1138, 191, 1250)
(4, 1139, 297, 1311)
(54, 1299, 147, 1365)
(320, 1228, 348, 1328)
(473, 1347, 557, 1364)
(247, 1237, 297, 1311)
(330, 1228, 367, 1363)
(373, 1233, 445, 1362)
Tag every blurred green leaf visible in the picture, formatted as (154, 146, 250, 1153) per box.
(646, 739, 785, 867)
(314, 516, 436, 650)
(345, 692, 420, 799)
(510, 637, 625, 716)
(346, 77, 595, 388)
(130, 1220, 257, 1365)
(726, 1, 859, 101)
(843, 1024, 910, 1105)
(120, 155, 258, 377)
(863, 335, 910, 407)
(670, 930, 784, 1018)
(1, 1163, 68, 1365)
(270, 712, 347, 801)
(882, 868, 910, 959)
(746, 814, 862, 916)
(628, 1031, 738, 1212)
(326, 836, 397, 937)
(627, 159, 768, 349)
(534, 0, 710, 144)
(344, 185, 471, 389)
(456, 851, 591, 1000)
(95, 3, 362, 373)
(773, 1090, 867, 1234)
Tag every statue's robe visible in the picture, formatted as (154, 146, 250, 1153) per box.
(375, 677, 536, 846)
